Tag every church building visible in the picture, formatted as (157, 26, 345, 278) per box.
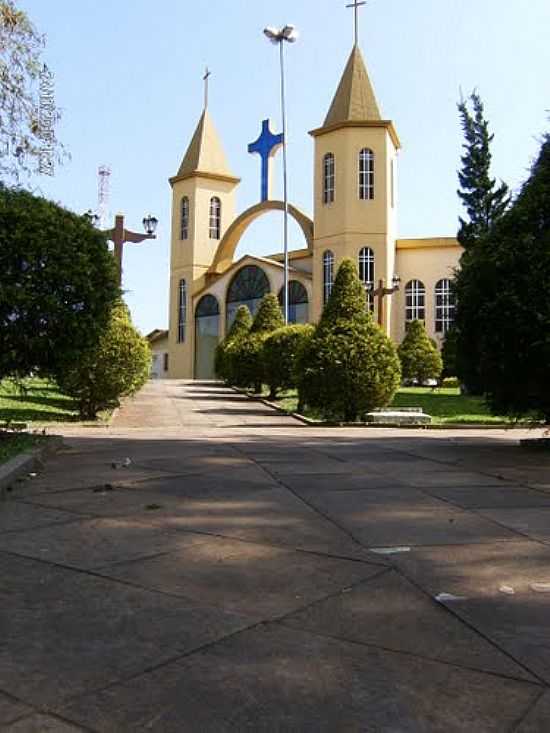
(165, 29, 462, 380)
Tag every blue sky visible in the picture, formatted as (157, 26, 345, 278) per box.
(20, 0, 550, 335)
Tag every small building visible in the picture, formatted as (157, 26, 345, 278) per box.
(163, 29, 461, 380)
(147, 329, 169, 379)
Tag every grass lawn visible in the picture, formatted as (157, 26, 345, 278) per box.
(0, 378, 81, 425)
(268, 386, 520, 425)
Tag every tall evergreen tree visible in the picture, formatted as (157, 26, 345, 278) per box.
(457, 92, 510, 250)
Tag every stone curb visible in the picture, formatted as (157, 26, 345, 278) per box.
(0, 436, 63, 496)
(231, 387, 540, 431)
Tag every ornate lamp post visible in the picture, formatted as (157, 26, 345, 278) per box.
(85, 211, 158, 286)
(263, 24, 299, 324)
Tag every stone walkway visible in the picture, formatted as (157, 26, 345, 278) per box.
(1, 380, 550, 731)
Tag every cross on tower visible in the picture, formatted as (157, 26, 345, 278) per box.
(346, 0, 367, 47)
(248, 119, 284, 202)
(203, 66, 212, 109)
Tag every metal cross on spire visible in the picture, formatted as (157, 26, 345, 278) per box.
(346, 0, 366, 47)
(203, 66, 212, 109)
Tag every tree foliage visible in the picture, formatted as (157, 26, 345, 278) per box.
(57, 302, 150, 420)
(214, 305, 252, 383)
(398, 320, 443, 384)
(457, 91, 510, 250)
(250, 293, 285, 333)
(263, 324, 314, 400)
(0, 1, 65, 181)
(455, 134, 550, 422)
(0, 185, 120, 380)
(297, 259, 401, 421)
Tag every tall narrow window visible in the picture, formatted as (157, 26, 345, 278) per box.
(323, 250, 334, 305)
(177, 279, 187, 343)
(359, 148, 374, 200)
(405, 280, 426, 323)
(323, 153, 335, 204)
(180, 197, 189, 240)
(435, 279, 456, 334)
(209, 197, 221, 240)
(358, 247, 375, 312)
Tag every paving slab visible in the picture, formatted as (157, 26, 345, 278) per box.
(516, 691, 550, 732)
(56, 623, 541, 733)
(0, 691, 31, 725)
(0, 516, 209, 570)
(0, 500, 80, 534)
(393, 540, 550, 684)
(0, 553, 250, 706)
(140, 486, 371, 558)
(100, 535, 382, 618)
(2, 714, 86, 732)
(279, 472, 406, 492)
(420, 484, 550, 509)
(478, 507, 550, 543)
(283, 568, 536, 681)
(302, 488, 518, 546)
(120, 467, 278, 496)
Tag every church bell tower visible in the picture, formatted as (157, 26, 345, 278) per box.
(167, 98, 240, 379)
(310, 31, 401, 334)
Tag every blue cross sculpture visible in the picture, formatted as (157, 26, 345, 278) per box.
(248, 119, 284, 202)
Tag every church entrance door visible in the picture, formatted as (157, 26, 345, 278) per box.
(194, 295, 220, 380)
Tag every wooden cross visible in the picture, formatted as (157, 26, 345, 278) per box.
(203, 67, 211, 109)
(346, 0, 367, 46)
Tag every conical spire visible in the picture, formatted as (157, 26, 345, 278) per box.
(176, 109, 237, 180)
(324, 45, 381, 127)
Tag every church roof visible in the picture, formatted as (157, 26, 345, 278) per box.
(324, 45, 381, 126)
(174, 109, 239, 183)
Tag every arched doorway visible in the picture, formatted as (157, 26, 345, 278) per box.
(195, 294, 220, 380)
(278, 281, 309, 324)
(226, 265, 270, 329)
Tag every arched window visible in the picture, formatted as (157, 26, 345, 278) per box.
(177, 279, 187, 343)
(405, 280, 426, 323)
(278, 281, 309, 324)
(358, 247, 375, 312)
(323, 153, 335, 204)
(323, 250, 335, 305)
(359, 148, 374, 200)
(180, 196, 189, 240)
(226, 265, 270, 329)
(435, 279, 456, 334)
(209, 197, 221, 240)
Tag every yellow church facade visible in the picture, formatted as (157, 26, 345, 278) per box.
(166, 40, 462, 380)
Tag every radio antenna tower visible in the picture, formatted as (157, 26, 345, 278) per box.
(97, 165, 111, 229)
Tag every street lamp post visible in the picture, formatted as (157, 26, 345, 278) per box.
(85, 211, 158, 286)
(263, 24, 298, 324)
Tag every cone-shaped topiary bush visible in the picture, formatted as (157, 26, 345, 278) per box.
(215, 305, 252, 383)
(398, 320, 443, 384)
(263, 324, 315, 400)
(297, 258, 401, 421)
(232, 293, 285, 392)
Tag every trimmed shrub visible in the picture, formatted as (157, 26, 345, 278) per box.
(57, 302, 150, 420)
(215, 305, 252, 383)
(297, 259, 401, 421)
(232, 293, 286, 392)
(263, 324, 315, 399)
(398, 320, 443, 384)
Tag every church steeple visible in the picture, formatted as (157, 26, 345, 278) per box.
(324, 45, 381, 127)
(172, 109, 239, 184)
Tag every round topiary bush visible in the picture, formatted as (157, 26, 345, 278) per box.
(215, 305, 252, 383)
(398, 319, 443, 384)
(297, 258, 401, 421)
(263, 324, 315, 399)
(231, 293, 285, 392)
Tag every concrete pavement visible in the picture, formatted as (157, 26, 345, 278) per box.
(1, 380, 550, 731)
